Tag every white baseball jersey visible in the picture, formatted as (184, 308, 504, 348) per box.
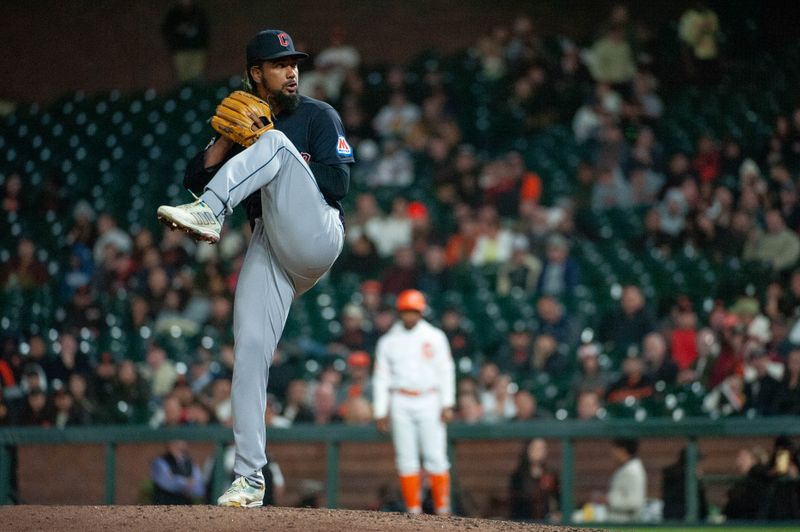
(373, 319, 455, 418)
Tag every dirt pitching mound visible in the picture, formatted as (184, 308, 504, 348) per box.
(0, 505, 603, 531)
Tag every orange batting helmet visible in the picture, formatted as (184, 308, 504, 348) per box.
(396, 289, 426, 313)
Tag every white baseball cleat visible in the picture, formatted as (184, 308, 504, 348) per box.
(217, 476, 265, 508)
(157, 196, 221, 244)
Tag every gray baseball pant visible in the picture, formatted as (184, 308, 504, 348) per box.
(200, 129, 344, 486)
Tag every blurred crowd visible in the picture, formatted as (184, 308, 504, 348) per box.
(2, 2, 800, 520)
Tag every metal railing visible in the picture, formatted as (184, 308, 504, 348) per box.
(1, 417, 799, 523)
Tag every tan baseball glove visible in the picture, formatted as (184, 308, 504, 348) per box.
(210, 91, 274, 147)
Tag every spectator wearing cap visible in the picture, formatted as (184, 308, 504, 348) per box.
(744, 209, 800, 273)
(496, 234, 542, 296)
(570, 343, 611, 402)
(337, 351, 373, 407)
(536, 234, 579, 300)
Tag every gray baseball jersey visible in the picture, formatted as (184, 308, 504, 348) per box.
(192, 96, 353, 486)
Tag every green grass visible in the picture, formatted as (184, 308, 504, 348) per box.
(593, 524, 800, 532)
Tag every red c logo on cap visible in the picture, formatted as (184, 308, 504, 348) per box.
(278, 33, 289, 47)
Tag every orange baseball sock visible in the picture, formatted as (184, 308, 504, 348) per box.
(430, 472, 451, 515)
(398, 473, 421, 514)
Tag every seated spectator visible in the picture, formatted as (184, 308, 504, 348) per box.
(142, 343, 178, 399)
(282, 379, 314, 425)
(606, 357, 654, 405)
(150, 440, 204, 505)
(606, 438, 647, 522)
(589, 25, 636, 83)
(591, 167, 633, 211)
(570, 343, 611, 401)
(480, 372, 516, 423)
(576, 390, 604, 420)
(92, 213, 132, 265)
(758, 436, 800, 520)
(678, 4, 721, 84)
(51, 388, 88, 428)
(18, 389, 52, 427)
(417, 244, 451, 297)
(495, 328, 534, 377)
(642, 332, 678, 386)
(744, 209, 800, 273)
(512, 390, 546, 421)
(703, 374, 746, 417)
(380, 246, 419, 296)
(444, 208, 480, 267)
(329, 304, 373, 355)
(370, 138, 414, 187)
(777, 348, 800, 415)
(531, 334, 568, 377)
(536, 234, 579, 300)
(470, 206, 514, 267)
(744, 348, 782, 416)
(440, 307, 474, 361)
(312, 381, 342, 425)
(341, 396, 373, 426)
(372, 91, 421, 140)
(669, 299, 699, 371)
(598, 285, 656, 359)
(1, 237, 49, 289)
(724, 446, 770, 520)
(456, 392, 484, 424)
(67, 373, 96, 423)
(661, 447, 708, 521)
(496, 235, 541, 296)
(109, 360, 150, 424)
(509, 438, 560, 521)
(337, 351, 373, 406)
(536, 296, 575, 348)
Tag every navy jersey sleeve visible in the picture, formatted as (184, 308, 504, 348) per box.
(309, 105, 355, 166)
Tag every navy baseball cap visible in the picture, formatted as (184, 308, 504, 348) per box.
(246, 29, 309, 65)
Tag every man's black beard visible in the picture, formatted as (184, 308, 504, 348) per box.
(273, 91, 300, 113)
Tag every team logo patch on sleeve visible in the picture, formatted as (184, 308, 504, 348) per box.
(336, 136, 352, 156)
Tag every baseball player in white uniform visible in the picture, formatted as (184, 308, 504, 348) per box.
(373, 289, 456, 515)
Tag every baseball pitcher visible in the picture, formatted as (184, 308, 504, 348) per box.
(373, 289, 456, 515)
(157, 29, 353, 507)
